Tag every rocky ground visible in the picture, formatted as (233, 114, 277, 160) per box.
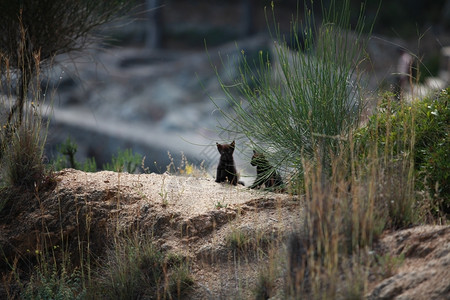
(1, 170, 449, 299)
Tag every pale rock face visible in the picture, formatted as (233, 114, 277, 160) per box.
(367, 226, 450, 300)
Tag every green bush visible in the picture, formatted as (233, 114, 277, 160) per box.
(356, 88, 450, 217)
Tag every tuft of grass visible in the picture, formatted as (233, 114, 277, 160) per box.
(374, 253, 405, 279)
(336, 256, 369, 300)
(225, 225, 275, 259)
(2, 120, 47, 189)
(226, 227, 253, 253)
(91, 234, 193, 299)
(0, 54, 49, 190)
(254, 265, 276, 300)
(165, 253, 195, 298)
(0, 29, 54, 213)
(165, 151, 207, 178)
(253, 246, 281, 300)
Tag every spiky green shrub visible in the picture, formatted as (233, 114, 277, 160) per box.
(213, 0, 373, 184)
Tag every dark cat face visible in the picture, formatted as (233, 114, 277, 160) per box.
(216, 141, 235, 159)
(251, 150, 267, 166)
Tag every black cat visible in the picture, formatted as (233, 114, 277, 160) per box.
(215, 141, 243, 186)
(250, 150, 283, 190)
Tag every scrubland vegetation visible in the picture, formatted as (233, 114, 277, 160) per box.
(0, 0, 448, 299)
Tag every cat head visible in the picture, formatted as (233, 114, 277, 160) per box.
(251, 150, 268, 166)
(216, 141, 235, 156)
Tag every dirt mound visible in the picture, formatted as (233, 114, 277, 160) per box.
(0, 169, 303, 298)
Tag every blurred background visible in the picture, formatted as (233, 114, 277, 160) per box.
(42, 0, 450, 181)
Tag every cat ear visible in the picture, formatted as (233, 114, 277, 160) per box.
(216, 142, 222, 152)
(253, 149, 256, 154)
(231, 141, 235, 148)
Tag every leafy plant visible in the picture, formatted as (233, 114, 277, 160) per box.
(22, 265, 85, 300)
(57, 137, 78, 169)
(215, 201, 228, 209)
(413, 89, 449, 212)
